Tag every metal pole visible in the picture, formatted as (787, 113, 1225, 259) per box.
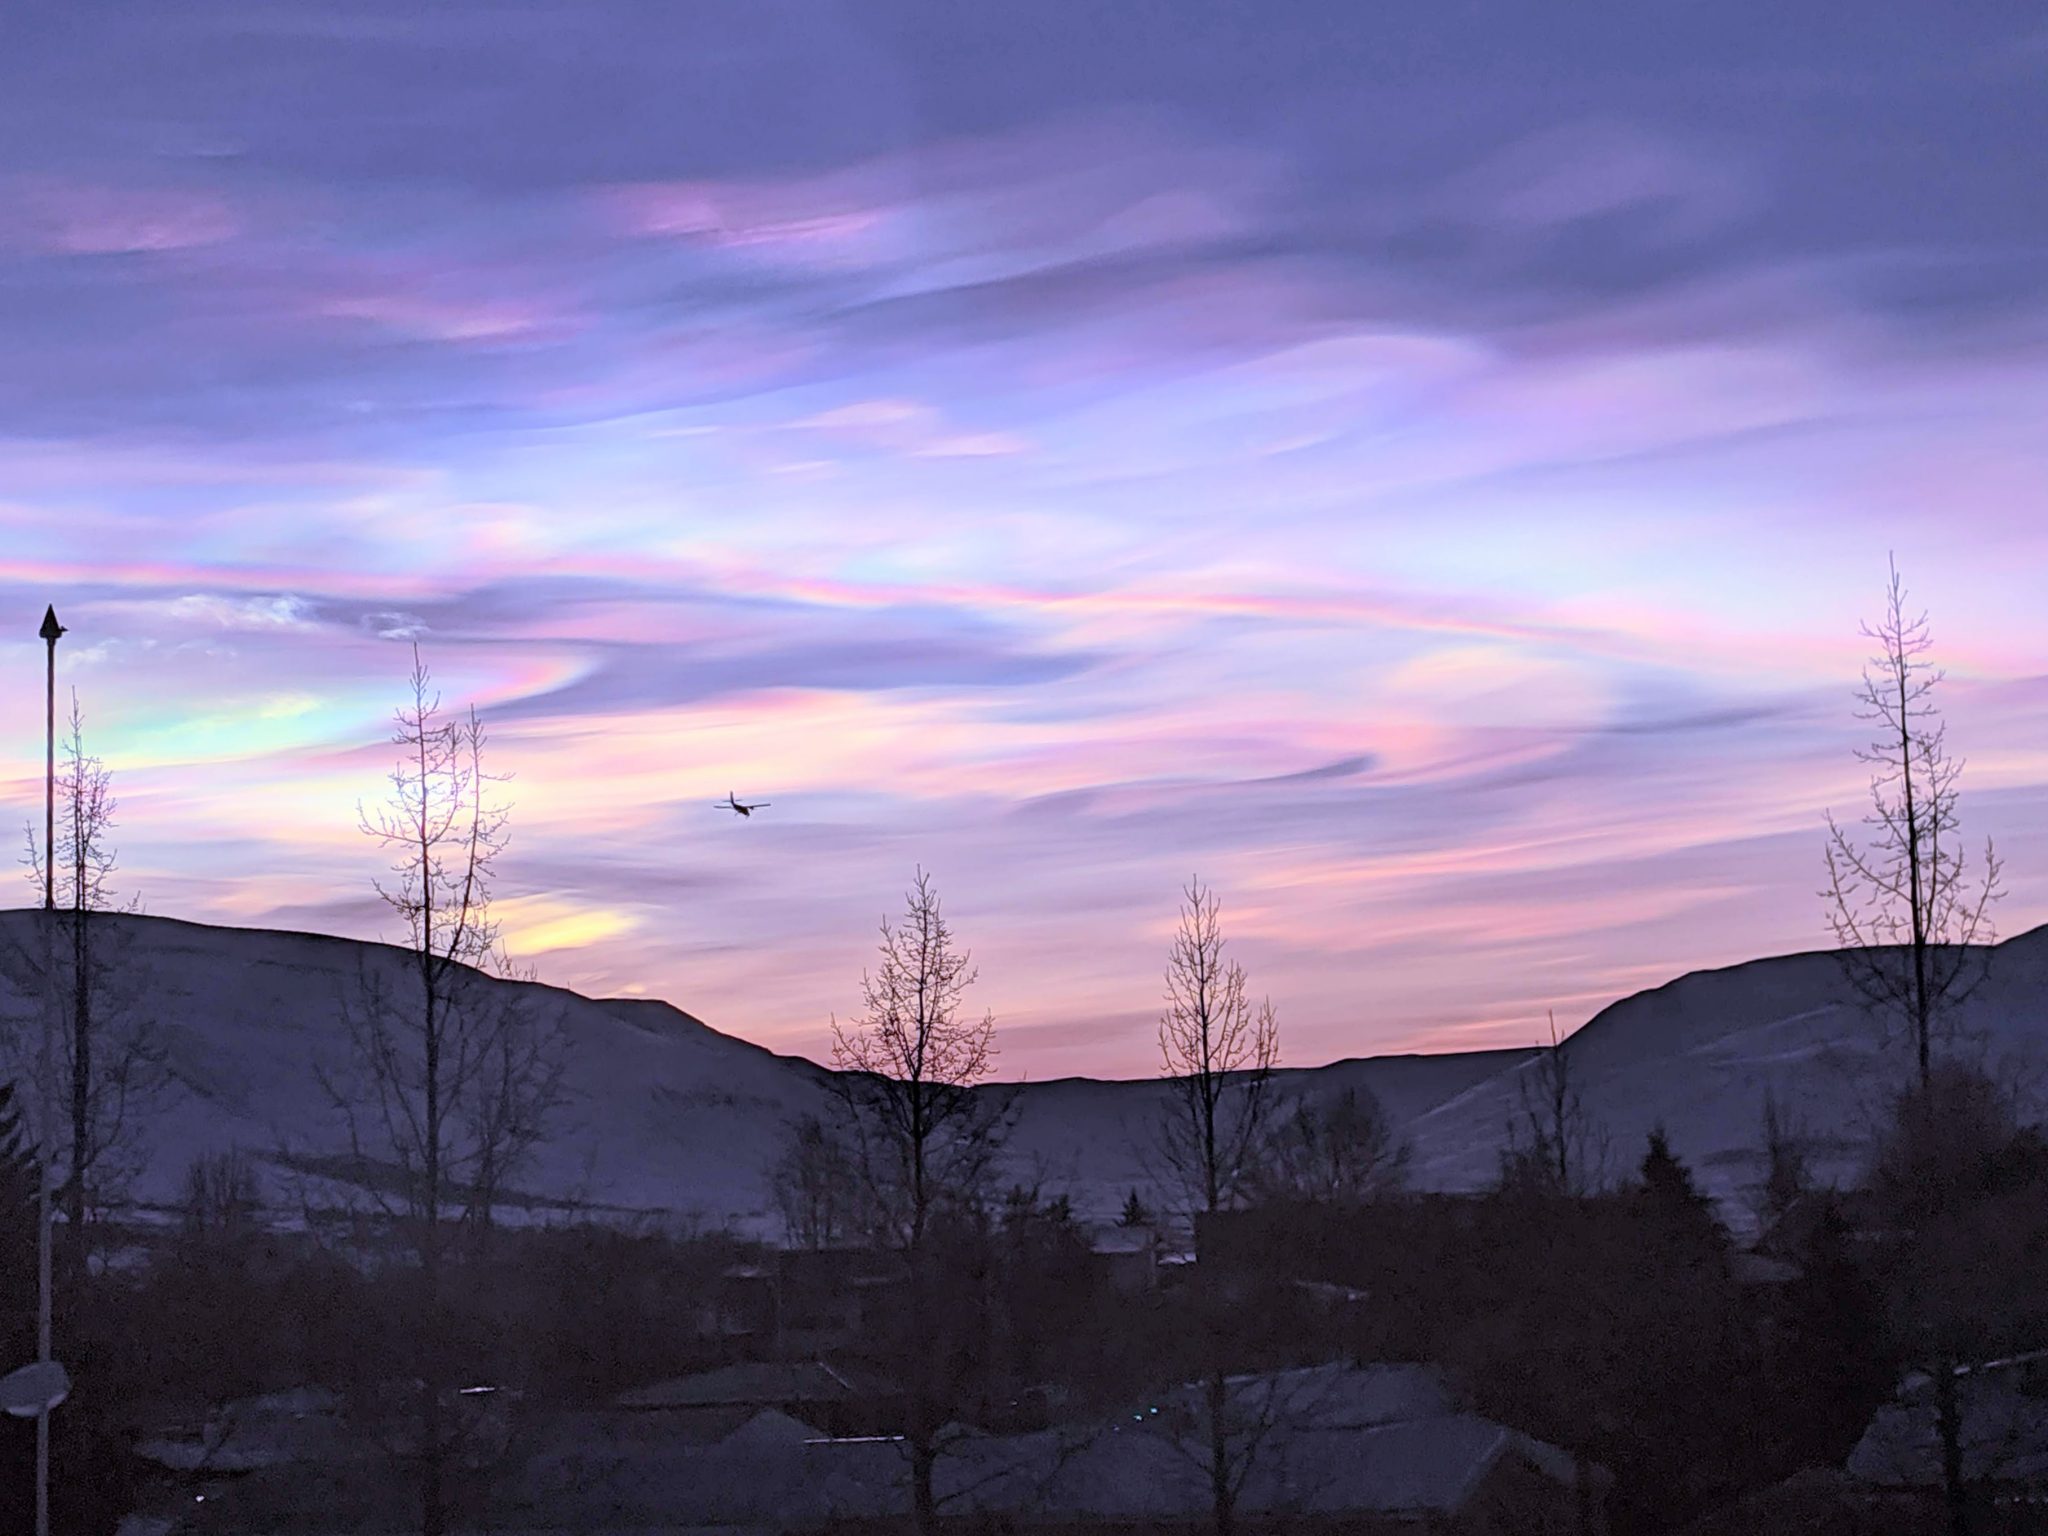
(34, 1129, 49, 1536)
(44, 612, 55, 914)
(35, 606, 62, 1536)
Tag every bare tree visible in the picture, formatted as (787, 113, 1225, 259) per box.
(179, 1148, 263, 1250)
(1155, 876, 1280, 1223)
(1864, 1062, 2048, 1536)
(7, 692, 168, 1282)
(1823, 556, 2003, 1093)
(770, 1112, 862, 1251)
(1250, 1084, 1409, 1207)
(1152, 876, 1280, 1536)
(317, 645, 568, 1536)
(1498, 1012, 1608, 1199)
(829, 867, 1003, 1253)
(457, 955, 569, 1250)
(828, 866, 1004, 1536)
(1753, 1089, 1812, 1235)
(1148, 1364, 1351, 1536)
(1822, 561, 2006, 1536)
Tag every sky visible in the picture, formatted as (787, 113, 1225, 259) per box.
(0, 4, 2045, 1075)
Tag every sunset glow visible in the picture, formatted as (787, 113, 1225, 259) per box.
(4, 5, 2046, 1074)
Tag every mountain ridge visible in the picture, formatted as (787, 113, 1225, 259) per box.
(0, 908, 2041, 1235)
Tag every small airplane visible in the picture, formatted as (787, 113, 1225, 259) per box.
(716, 791, 770, 818)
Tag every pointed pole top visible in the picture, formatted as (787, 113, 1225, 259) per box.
(38, 606, 63, 643)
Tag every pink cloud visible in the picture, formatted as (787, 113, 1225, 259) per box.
(1, 177, 240, 254)
(1435, 120, 1758, 239)
(782, 398, 1033, 460)
(315, 289, 563, 342)
(601, 180, 892, 269)
(916, 431, 1031, 459)
(596, 113, 1272, 283)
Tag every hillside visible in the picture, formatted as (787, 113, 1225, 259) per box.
(0, 910, 2041, 1236)
(1403, 925, 2048, 1209)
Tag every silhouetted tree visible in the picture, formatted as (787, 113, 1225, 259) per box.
(829, 866, 1004, 1536)
(1864, 1062, 2048, 1535)
(1823, 557, 2002, 1092)
(1614, 1135, 1750, 1530)
(1868, 1063, 2048, 1353)
(1118, 1188, 1150, 1228)
(1457, 1137, 1758, 1534)
(135, 1149, 283, 1411)
(1755, 1089, 1812, 1234)
(1638, 1127, 1708, 1213)
(1155, 876, 1279, 1223)
(1153, 876, 1280, 1536)
(1497, 1012, 1607, 1198)
(1150, 1365, 1329, 1536)
(1766, 1193, 1895, 1472)
(318, 645, 568, 1536)
(516, 1225, 739, 1402)
(180, 1147, 263, 1250)
(831, 867, 1003, 1255)
(770, 1112, 861, 1250)
(1634, 1127, 1727, 1279)
(7, 694, 168, 1284)
(1250, 1084, 1408, 1207)
(1822, 562, 2006, 1536)
(984, 1186, 1098, 1418)
(0, 699, 177, 1536)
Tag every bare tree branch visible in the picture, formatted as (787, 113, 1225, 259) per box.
(825, 865, 1006, 1536)
(1148, 875, 1283, 1536)
(1821, 555, 2004, 1090)
(1155, 876, 1280, 1223)
(1822, 559, 2008, 1536)
(1249, 1084, 1409, 1207)
(315, 643, 569, 1536)
(0, 692, 171, 1282)
(828, 866, 1004, 1253)
(1498, 1012, 1609, 1199)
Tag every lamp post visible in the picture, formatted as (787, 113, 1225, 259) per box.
(35, 603, 63, 1536)
(41, 606, 60, 914)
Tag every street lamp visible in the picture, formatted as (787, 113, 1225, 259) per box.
(32, 603, 64, 1536)
(39, 605, 61, 914)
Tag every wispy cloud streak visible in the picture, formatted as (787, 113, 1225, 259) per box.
(0, 2, 2044, 1068)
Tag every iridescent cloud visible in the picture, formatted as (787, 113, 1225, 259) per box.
(0, 3, 2044, 1071)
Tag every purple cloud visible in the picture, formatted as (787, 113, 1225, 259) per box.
(0, 2, 2044, 1074)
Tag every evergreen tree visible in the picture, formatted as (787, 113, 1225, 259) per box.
(1640, 1128, 1707, 1210)
(1637, 1127, 1724, 1246)
(1770, 1196, 1896, 1467)
(1118, 1188, 1150, 1228)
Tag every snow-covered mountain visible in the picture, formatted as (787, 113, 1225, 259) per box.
(1406, 928, 2048, 1210)
(0, 910, 2041, 1236)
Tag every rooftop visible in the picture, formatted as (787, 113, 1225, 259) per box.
(613, 1359, 872, 1411)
